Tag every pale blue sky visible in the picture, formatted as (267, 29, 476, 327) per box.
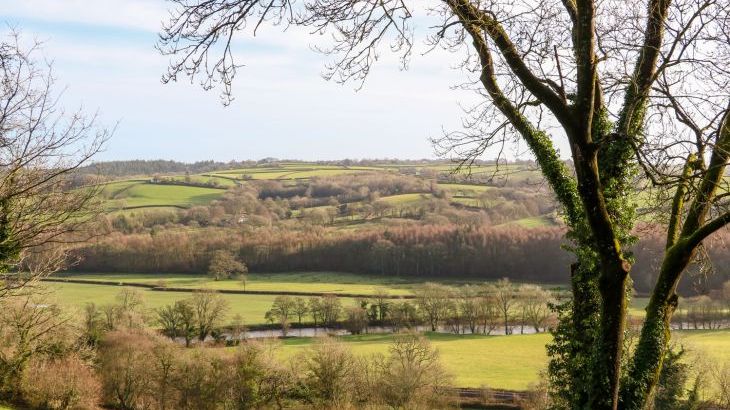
(0, 0, 489, 162)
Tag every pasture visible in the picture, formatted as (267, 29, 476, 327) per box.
(273, 329, 730, 390)
(54, 271, 576, 297)
(55, 271, 419, 296)
(277, 332, 551, 390)
(505, 215, 558, 228)
(100, 180, 226, 210)
(44, 281, 356, 326)
(50, 272, 651, 320)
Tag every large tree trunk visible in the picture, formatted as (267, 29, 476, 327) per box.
(571, 144, 632, 410)
(622, 111, 730, 407)
(620, 248, 690, 408)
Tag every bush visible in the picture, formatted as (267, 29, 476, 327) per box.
(22, 355, 101, 410)
(375, 333, 453, 408)
(173, 351, 226, 410)
(0, 296, 80, 399)
(98, 330, 162, 409)
(300, 338, 361, 407)
(225, 342, 293, 409)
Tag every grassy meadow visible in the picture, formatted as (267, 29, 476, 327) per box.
(277, 332, 551, 390)
(55, 271, 421, 296)
(268, 329, 730, 390)
(44, 282, 300, 326)
(100, 180, 226, 210)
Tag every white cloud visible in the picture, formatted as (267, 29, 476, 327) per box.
(0, 0, 167, 32)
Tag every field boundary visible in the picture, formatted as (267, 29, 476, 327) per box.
(41, 277, 416, 299)
(121, 204, 189, 210)
(455, 387, 527, 408)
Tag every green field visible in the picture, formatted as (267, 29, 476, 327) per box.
(57, 272, 420, 296)
(210, 164, 385, 180)
(55, 271, 574, 297)
(50, 272, 655, 319)
(675, 330, 730, 365)
(506, 215, 557, 228)
(167, 174, 238, 187)
(100, 180, 225, 210)
(380, 193, 435, 205)
(437, 183, 491, 196)
(274, 329, 730, 390)
(44, 281, 356, 326)
(278, 332, 550, 390)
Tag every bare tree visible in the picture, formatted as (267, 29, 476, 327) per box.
(156, 303, 183, 341)
(300, 338, 359, 406)
(458, 285, 480, 334)
(320, 294, 342, 328)
(265, 295, 295, 336)
(492, 279, 515, 335)
(0, 32, 108, 298)
(343, 305, 368, 335)
(157, 1, 730, 407)
(377, 333, 452, 408)
(520, 285, 554, 333)
(191, 290, 229, 342)
(114, 288, 147, 329)
(371, 288, 391, 322)
(413, 283, 452, 332)
(476, 292, 499, 335)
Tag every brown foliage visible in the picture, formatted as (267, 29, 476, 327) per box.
(21, 355, 101, 410)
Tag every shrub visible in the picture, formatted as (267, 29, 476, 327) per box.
(300, 338, 360, 407)
(173, 351, 227, 410)
(22, 355, 101, 410)
(98, 330, 160, 410)
(223, 342, 293, 409)
(376, 333, 453, 409)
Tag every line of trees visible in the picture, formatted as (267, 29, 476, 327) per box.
(672, 283, 730, 329)
(256, 280, 556, 337)
(72, 223, 730, 294)
(72, 224, 572, 281)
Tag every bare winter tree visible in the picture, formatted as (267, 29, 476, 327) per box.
(158, 1, 730, 408)
(0, 32, 108, 298)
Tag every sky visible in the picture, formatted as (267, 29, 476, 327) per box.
(0, 0, 490, 162)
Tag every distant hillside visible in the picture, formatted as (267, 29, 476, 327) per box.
(78, 158, 527, 178)
(78, 159, 246, 177)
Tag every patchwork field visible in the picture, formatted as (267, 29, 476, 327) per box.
(100, 180, 226, 210)
(91, 162, 558, 226)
